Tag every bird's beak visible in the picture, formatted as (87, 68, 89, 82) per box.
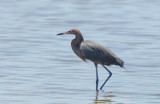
(57, 31, 70, 35)
(57, 33, 64, 35)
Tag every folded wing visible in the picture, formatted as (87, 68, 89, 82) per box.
(80, 40, 124, 67)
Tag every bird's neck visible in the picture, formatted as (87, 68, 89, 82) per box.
(72, 34, 84, 46)
(71, 33, 86, 61)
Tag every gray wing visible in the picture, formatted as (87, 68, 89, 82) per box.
(80, 40, 124, 67)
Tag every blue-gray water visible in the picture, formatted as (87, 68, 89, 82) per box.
(0, 0, 160, 104)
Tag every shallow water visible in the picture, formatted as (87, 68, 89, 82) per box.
(0, 0, 160, 104)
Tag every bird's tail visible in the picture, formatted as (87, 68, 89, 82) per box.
(115, 58, 124, 68)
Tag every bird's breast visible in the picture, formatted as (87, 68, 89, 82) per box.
(71, 41, 86, 61)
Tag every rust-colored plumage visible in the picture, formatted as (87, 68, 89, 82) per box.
(57, 28, 124, 90)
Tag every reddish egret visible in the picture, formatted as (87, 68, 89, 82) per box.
(57, 28, 124, 91)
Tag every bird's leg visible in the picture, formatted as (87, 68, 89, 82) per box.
(94, 63, 99, 91)
(100, 64, 112, 90)
(96, 66, 99, 91)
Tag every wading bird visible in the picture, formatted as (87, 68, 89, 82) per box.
(57, 28, 124, 91)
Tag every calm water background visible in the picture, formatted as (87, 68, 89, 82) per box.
(0, 0, 160, 104)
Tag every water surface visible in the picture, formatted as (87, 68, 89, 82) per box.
(0, 0, 160, 104)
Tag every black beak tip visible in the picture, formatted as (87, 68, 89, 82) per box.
(57, 33, 64, 35)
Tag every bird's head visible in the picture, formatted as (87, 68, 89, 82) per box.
(57, 28, 82, 36)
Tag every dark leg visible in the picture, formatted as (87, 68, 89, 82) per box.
(94, 63, 99, 91)
(96, 66, 99, 91)
(100, 64, 112, 90)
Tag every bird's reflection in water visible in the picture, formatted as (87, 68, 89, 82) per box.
(93, 91, 115, 104)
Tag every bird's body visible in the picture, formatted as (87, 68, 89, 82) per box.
(80, 40, 123, 67)
(57, 28, 124, 91)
